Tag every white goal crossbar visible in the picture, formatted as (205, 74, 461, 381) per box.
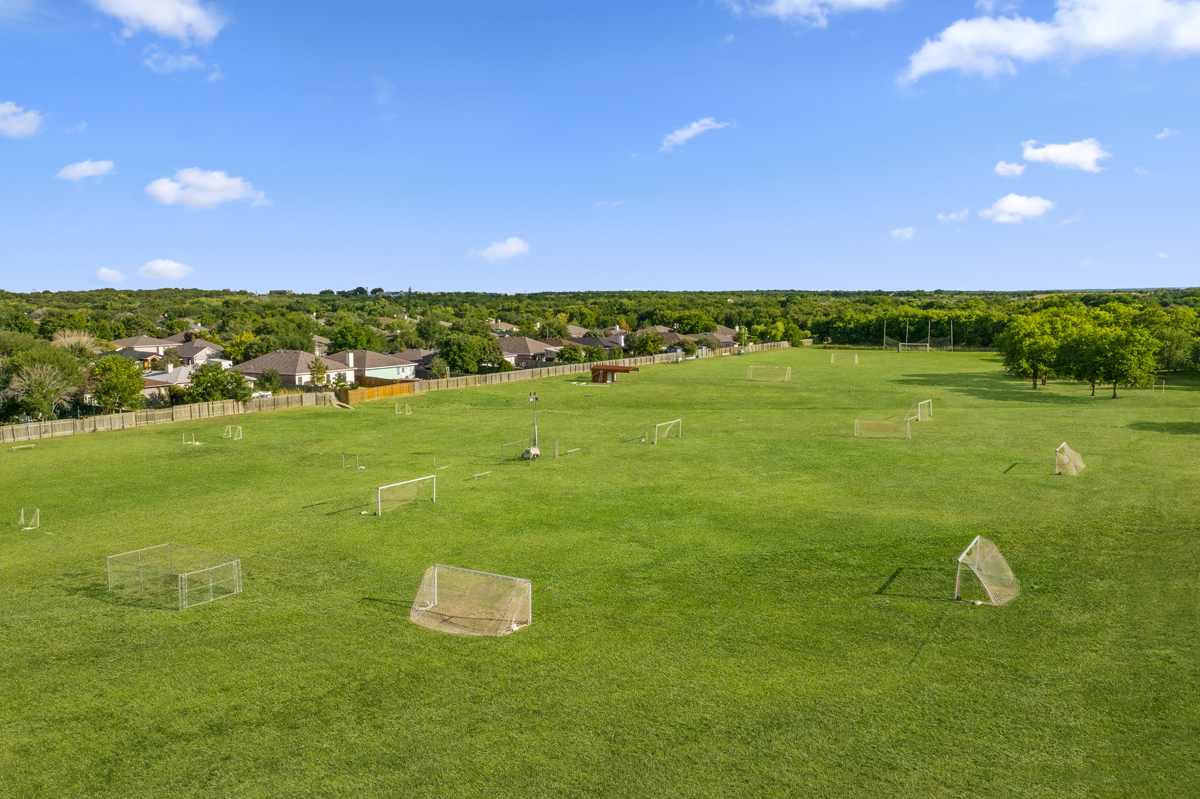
(746, 366, 792, 382)
(653, 419, 681, 444)
(20, 507, 39, 530)
(223, 425, 242, 440)
(904, 400, 934, 421)
(854, 418, 910, 439)
(410, 564, 531, 636)
(899, 343, 930, 352)
(1055, 442, 1085, 476)
(831, 352, 858, 364)
(374, 475, 436, 515)
(955, 536, 1019, 606)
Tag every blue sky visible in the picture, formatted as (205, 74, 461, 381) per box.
(2, 0, 1198, 293)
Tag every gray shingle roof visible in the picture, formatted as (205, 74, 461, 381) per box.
(328, 350, 416, 368)
(233, 350, 355, 376)
(112, 335, 176, 348)
(499, 336, 547, 356)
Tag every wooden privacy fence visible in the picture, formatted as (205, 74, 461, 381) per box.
(0, 392, 337, 444)
(338, 341, 790, 405)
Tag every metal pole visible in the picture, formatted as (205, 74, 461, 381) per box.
(950, 319, 954, 352)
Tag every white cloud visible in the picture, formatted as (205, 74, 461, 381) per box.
(139, 258, 193, 279)
(91, 0, 224, 44)
(660, 118, 729, 153)
(595, 200, 624, 207)
(146, 168, 268, 209)
(980, 193, 1055, 223)
(1159, 252, 1169, 258)
(995, 160, 1025, 176)
(95, 267, 125, 283)
(903, 0, 1200, 83)
(0, 0, 37, 19)
(144, 49, 203, 72)
(1156, 126, 1180, 139)
(937, 209, 969, 221)
(0, 101, 44, 138)
(471, 237, 530, 260)
(1135, 166, 1149, 175)
(723, 0, 899, 28)
(56, 160, 115, 181)
(1022, 138, 1111, 171)
(890, 226, 916, 241)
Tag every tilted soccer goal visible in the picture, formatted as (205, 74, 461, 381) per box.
(106, 543, 242, 610)
(955, 536, 1019, 606)
(747, 366, 791, 382)
(651, 419, 681, 444)
(367, 475, 436, 515)
(854, 418, 910, 439)
(904, 400, 933, 421)
(396, 403, 411, 414)
(831, 352, 858, 364)
(342, 454, 364, 470)
(181, 432, 202, 446)
(19, 507, 39, 530)
(410, 564, 531, 636)
(223, 425, 242, 440)
(1055, 442, 1085, 476)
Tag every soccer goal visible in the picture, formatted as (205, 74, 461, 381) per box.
(106, 543, 242, 610)
(899, 342, 930, 352)
(1055, 442, 1085, 476)
(747, 366, 791, 382)
(903, 400, 933, 421)
(955, 536, 1019, 606)
(1154, 379, 1167, 393)
(410, 564, 531, 636)
(19, 507, 39, 530)
(223, 425, 242, 440)
(367, 475, 436, 515)
(396, 403, 411, 415)
(854, 418, 910, 439)
(342, 454, 364, 470)
(649, 419, 681, 444)
(181, 432, 202, 446)
(500, 438, 536, 462)
(831, 352, 858, 364)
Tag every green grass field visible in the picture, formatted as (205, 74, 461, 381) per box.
(2, 349, 1196, 798)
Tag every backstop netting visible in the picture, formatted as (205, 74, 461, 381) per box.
(747, 366, 791, 382)
(854, 418, 910, 439)
(369, 475, 436, 515)
(955, 536, 1019, 606)
(106, 543, 242, 610)
(1055, 442, 1085, 476)
(831, 352, 858, 364)
(904, 400, 933, 421)
(410, 565, 531, 636)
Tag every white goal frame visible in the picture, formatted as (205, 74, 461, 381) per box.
(831, 352, 858, 364)
(410, 564, 531, 636)
(20, 507, 39, 530)
(1055, 442, 1085, 476)
(899, 342, 930, 352)
(181, 432, 202, 446)
(374, 475, 436, 515)
(853, 418, 910, 439)
(904, 400, 933, 421)
(223, 425, 242, 440)
(396, 403, 412, 414)
(955, 536, 1019, 606)
(106, 543, 242, 610)
(652, 419, 681, 444)
(746, 366, 792, 382)
(1154, 379, 1166, 393)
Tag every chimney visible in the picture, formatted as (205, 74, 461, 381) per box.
(347, 351, 354, 368)
(167, 363, 174, 374)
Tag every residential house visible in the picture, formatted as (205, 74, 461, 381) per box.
(110, 335, 177, 355)
(174, 340, 224, 366)
(499, 337, 549, 367)
(565, 324, 589, 338)
(392, 348, 440, 378)
(233, 350, 355, 386)
(98, 347, 161, 371)
(489, 319, 518, 336)
(139, 361, 229, 403)
(327, 350, 416, 381)
(566, 337, 623, 357)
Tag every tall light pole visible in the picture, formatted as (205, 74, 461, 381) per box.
(529, 392, 538, 446)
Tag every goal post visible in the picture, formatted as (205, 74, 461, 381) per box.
(19, 507, 39, 530)
(904, 400, 934, 421)
(372, 475, 436, 515)
(223, 425, 242, 440)
(342, 454, 363, 470)
(746, 366, 791, 382)
(955, 536, 1019, 606)
(1055, 442, 1085, 475)
(899, 342, 930, 352)
(396, 403, 411, 414)
(106, 542, 242, 610)
(831, 352, 858, 364)
(854, 418, 910, 439)
(410, 564, 531, 636)
(653, 419, 681, 444)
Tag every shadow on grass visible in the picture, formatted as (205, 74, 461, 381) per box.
(63, 575, 176, 610)
(894, 371, 1090, 405)
(1128, 421, 1200, 435)
(876, 567, 957, 602)
(1003, 461, 1047, 475)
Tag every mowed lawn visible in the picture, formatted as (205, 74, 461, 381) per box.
(1, 349, 1196, 798)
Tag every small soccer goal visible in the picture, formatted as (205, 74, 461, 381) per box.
(410, 564, 531, 636)
(342, 454, 364, 470)
(396, 403, 412, 415)
(854, 418, 910, 439)
(500, 438, 536, 462)
(955, 536, 1019, 606)
(831, 352, 858, 364)
(898, 342, 930, 352)
(747, 366, 791, 382)
(1055, 442, 1085, 476)
(365, 475, 436, 515)
(181, 432, 202, 446)
(647, 419, 681, 444)
(223, 425, 242, 440)
(903, 400, 933, 421)
(19, 507, 39, 530)
(106, 543, 242, 610)
(1154, 379, 1167, 393)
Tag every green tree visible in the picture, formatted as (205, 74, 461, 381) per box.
(675, 311, 718, 334)
(1098, 328, 1160, 398)
(0, 362, 75, 419)
(557, 343, 585, 363)
(627, 330, 664, 356)
(416, 314, 450, 348)
(309, 357, 328, 386)
(1056, 324, 1108, 396)
(584, 345, 607, 362)
(429, 356, 449, 378)
(224, 331, 258, 362)
(541, 317, 569, 339)
(257, 368, 282, 393)
(450, 318, 492, 338)
(996, 315, 1059, 388)
(439, 332, 484, 373)
(327, 324, 388, 354)
(90, 355, 146, 412)
(1153, 328, 1197, 371)
(185, 364, 253, 403)
(677, 338, 698, 356)
(160, 347, 183, 370)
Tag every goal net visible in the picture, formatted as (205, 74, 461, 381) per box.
(500, 438, 535, 461)
(854, 418, 910, 439)
(106, 543, 242, 610)
(19, 507, 38, 530)
(747, 366, 791, 382)
(223, 425, 242, 440)
(955, 536, 1019, 606)
(342, 454, 363, 469)
(368, 475, 436, 515)
(1055, 442, 1085, 476)
(652, 419, 681, 444)
(831, 352, 858, 364)
(899, 342, 930, 352)
(410, 564, 531, 636)
(903, 400, 933, 421)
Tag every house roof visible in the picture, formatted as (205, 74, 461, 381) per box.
(100, 348, 160, 362)
(661, 331, 692, 344)
(568, 337, 621, 349)
(490, 320, 518, 331)
(175, 341, 222, 358)
(499, 336, 547, 356)
(143, 365, 196, 386)
(233, 350, 354, 376)
(565, 324, 589, 337)
(392, 348, 439, 365)
(328, 350, 416, 368)
(312, 335, 331, 344)
(112, 335, 175, 348)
